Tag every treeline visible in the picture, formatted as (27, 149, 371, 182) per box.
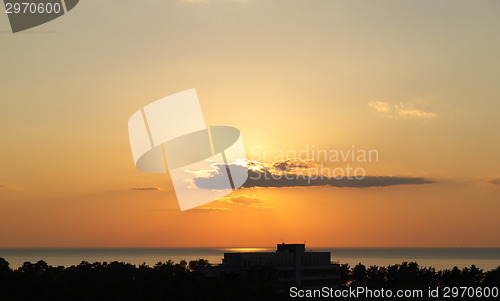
(0, 257, 499, 300)
(0, 258, 282, 301)
(340, 262, 500, 289)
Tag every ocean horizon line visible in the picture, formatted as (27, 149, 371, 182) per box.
(2, 246, 500, 250)
(1, 246, 499, 270)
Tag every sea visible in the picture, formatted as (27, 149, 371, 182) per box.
(0, 248, 499, 271)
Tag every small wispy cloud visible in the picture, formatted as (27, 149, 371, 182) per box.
(226, 195, 265, 206)
(395, 104, 437, 118)
(217, 194, 273, 209)
(129, 186, 162, 191)
(368, 101, 437, 119)
(368, 101, 391, 113)
(0, 185, 5, 189)
(187, 206, 229, 213)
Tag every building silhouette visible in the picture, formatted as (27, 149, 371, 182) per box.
(202, 243, 340, 288)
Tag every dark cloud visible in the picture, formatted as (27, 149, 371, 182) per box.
(193, 161, 434, 189)
(272, 160, 316, 171)
(489, 178, 500, 186)
(129, 186, 162, 191)
(244, 169, 433, 188)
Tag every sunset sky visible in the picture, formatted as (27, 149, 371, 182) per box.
(1, 0, 499, 248)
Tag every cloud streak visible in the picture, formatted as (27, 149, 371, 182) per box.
(369, 101, 436, 119)
(217, 194, 273, 209)
(192, 160, 434, 189)
(226, 195, 265, 205)
(368, 101, 391, 113)
(183, 195, 272, 213)
(129, 186, 162, 191)
(243, 171, 432, 188)
(186, 206, 229, 213)
(396, 104, 437, 118)
(488, 178, 500, 186)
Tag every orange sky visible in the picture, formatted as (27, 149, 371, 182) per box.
(0, 0, 499, 248)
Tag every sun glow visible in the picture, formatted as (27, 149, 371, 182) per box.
(222, 248, 273, 252)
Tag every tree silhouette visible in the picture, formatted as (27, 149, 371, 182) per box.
(351, 263, 367, 286)
(188, 259, 211, 272)
(0, 256, 498, 300)
(340, 263, 351, 287)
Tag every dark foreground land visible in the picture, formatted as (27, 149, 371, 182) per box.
(0, 257, 499, 300)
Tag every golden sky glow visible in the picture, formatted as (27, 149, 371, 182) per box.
(0, 0, 499, 248)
